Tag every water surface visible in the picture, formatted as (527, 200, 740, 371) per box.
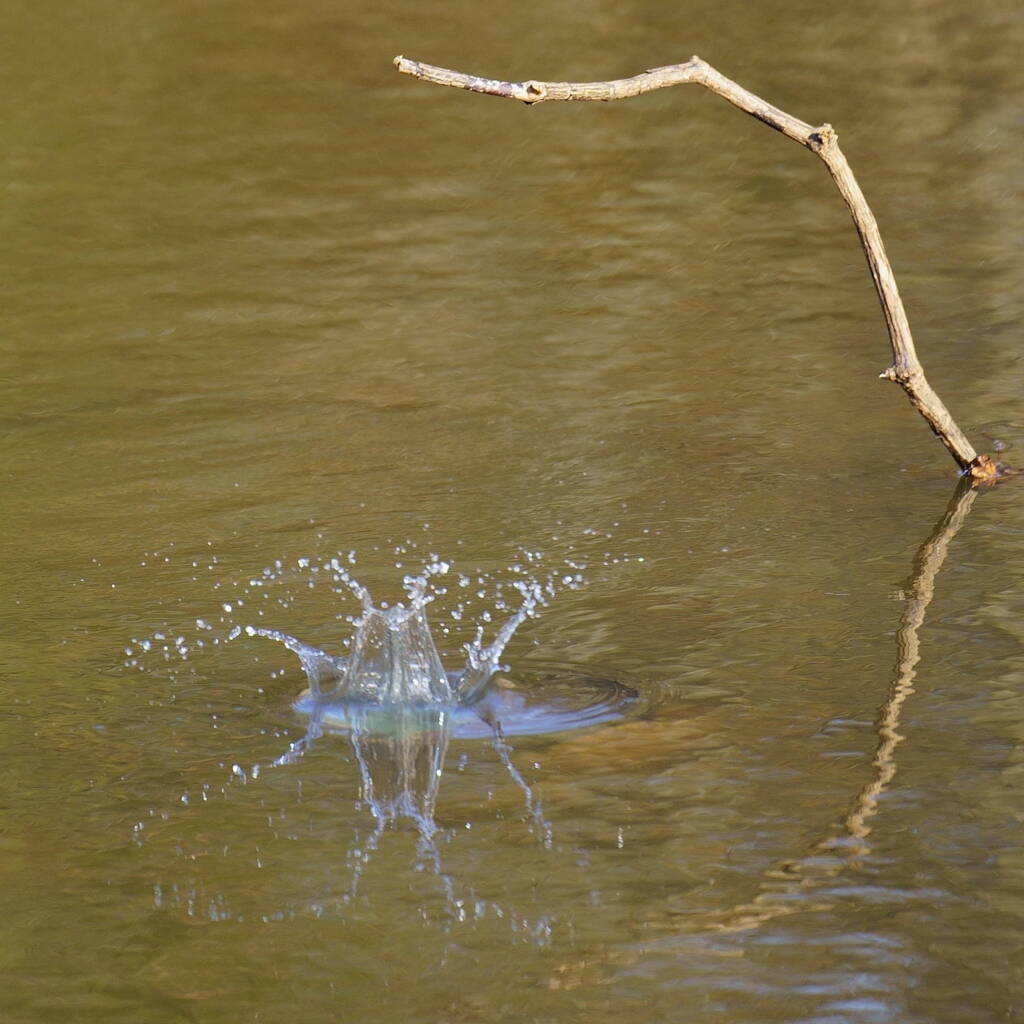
(2, 1, 1024, 1021)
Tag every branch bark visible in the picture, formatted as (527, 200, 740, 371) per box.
(394, 55, 999, 478)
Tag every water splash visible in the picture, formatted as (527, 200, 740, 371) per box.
(124, 536, 642, 922)
(246, 568, 570, 852)
(247, 563, 544, 706)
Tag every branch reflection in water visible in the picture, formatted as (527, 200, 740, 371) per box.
(711, 476, 979, 933)
(552, 476, 985, 987)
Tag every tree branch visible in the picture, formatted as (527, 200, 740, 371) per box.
(394, 55, 1001, 479)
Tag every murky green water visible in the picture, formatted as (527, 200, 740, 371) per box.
(3, 1, 1024, 1020)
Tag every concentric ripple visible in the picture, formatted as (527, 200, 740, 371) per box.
(292, 666, 640, 739)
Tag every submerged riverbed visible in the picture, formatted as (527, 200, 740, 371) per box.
(3, 1, 1024, 1021)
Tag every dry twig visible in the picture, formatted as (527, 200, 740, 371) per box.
(395, 55, 999, 477)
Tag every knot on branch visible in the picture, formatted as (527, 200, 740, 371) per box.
(807, 123, 838, 153)
(688, 55, 710, 82)
(523, 81, 547, 104)
(880, 365, 922, 387)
